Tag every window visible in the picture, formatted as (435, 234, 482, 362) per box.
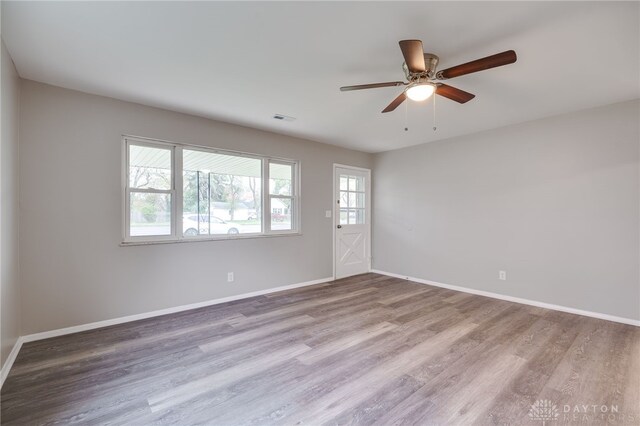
(269, 162, 295, 231)
(182, 149, 262, 237)
(127, 144, 174, 237)
(339, 174, 365, 225)
(124, 136, 299, 242)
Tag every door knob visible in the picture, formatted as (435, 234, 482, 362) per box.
(337, 225, 342, 229)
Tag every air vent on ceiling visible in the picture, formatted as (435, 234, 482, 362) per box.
(273, 114, 296, 122)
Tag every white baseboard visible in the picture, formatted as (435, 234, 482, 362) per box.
(21, 276, 334, 344)
(371, 269, 640, 327)
(1, 336, 24, 388)
(0, 276, 333, 390)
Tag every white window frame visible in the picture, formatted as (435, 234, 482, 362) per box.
(123, 138, 177, 243)
(265, 159, 299, 235)
(122, 135, 301, 244)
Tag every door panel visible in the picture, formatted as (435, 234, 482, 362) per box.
(335, 166, 370, 279)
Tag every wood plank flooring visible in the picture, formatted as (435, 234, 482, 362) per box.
(2, 273, 639, 425)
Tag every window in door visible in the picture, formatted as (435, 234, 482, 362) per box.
(339, 174, 365, 225)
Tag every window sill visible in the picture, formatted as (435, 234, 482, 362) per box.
(120, 232, 302, 246)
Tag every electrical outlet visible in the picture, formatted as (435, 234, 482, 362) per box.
(499, 270, 507, 281)
(227, 272, 234, 282)
(325, 210, 332, 218)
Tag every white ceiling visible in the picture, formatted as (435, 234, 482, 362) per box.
(3, 2, 639, 153)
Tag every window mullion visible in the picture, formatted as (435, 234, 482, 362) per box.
(293, 162, 298, 231)
(128, 188, 172, 195)
(264, 158, 271, 233)
(174, 146, 183, 239)
(125, 187, 131, 240)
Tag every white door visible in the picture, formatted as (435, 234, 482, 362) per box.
(334, 165, 371, 279)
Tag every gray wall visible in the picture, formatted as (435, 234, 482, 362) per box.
(13, 78, 640, 335)
(19, 80, 372, 334)
(1, 40, 21, 365)
(373, 100, 640, 321)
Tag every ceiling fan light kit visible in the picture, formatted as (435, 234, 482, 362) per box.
(405, 82, 436, 101)
(340, 39, 517, 115)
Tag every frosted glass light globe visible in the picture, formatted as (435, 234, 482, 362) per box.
(406, 84, 436, 101)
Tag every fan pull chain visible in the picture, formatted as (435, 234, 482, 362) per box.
(404, 100, 409, 132)
(432, 91, 437, 131)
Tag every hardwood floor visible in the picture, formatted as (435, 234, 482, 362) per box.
(2, 273, 639, 425)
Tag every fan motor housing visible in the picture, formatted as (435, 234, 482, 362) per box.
(424, 53, 439, 74)
(403, 53, 440, 80)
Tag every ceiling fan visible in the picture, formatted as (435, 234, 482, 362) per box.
(340, 40, 517, 113)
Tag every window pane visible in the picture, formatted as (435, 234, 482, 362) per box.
(356, 192, 365, 209)
(355, 176, 365, 192)
(348, 177, 357, 191)
(183, 149, 262, 235)
(340, 209, 348, 225)
(340, 191, 349, 207)
(348, 192, 357, 208)
(271, 197, 292, 231)
(356, 209, 365, 224)
(129, 145, 172, 190)
(269, 163, 293, 196)
(347, 209, 356, 224)
(340, 176, 348, 191)
(130, 192, 171, 236)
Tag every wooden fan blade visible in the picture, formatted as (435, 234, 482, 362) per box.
(436, 84, 475, 103)
(399, 40, 425, 73)
(437, 50, 517, 80)
(382, 92, 407, 113)
(340, 82, 406, 92)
